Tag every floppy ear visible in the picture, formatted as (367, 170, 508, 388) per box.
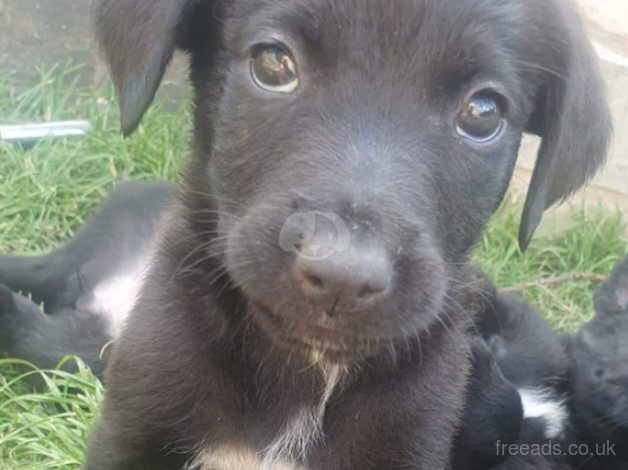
(94, 0, 195, 136)
(519, 0, 612, 250)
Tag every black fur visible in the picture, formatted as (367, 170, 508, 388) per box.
(467, 256, 628, 470)
(493, 455, 571, 470)
(0, 284, 109, 378)
(479, 293, 568, 391)
(452, 333, 523, 470)
(567, 256, 628, 469)
(474, 291, 574, 468)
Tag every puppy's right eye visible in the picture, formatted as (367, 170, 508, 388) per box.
(456, 90, 506, 143)
(250, 44, 299, 93)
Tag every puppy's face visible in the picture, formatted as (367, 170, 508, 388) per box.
(96, 0, 610, 362)
(206, 0, 532, 359)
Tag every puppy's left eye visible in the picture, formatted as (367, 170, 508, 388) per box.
(456, 90, 506, 143)
(251, 44, 299, 93)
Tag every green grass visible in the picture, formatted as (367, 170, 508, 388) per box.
(0, 359, 103, 470)
(477, 204, 627, 331)
(0, 63, 189, 254)
(0, 65, 626, 469)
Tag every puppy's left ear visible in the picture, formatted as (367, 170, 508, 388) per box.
(519, 0, 612, 250)
(94, 0, 196, 136)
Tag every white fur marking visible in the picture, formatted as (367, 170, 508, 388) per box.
(518, 388, 568, 439)
(190, 364, 344, 470)
(261, 364, 343, 469)
(186, 444, 305, 470)
(89, 256, 150, 338)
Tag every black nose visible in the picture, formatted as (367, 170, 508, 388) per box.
(293, 242, 392, 308)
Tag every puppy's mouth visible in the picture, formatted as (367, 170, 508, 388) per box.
(252, 301, 391, 363)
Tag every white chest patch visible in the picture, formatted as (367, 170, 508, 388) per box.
(189, 365, 344, 470)
(187, 445, 306, 470)
(87, 255, 151, 339)
(519, 388, 568, 439)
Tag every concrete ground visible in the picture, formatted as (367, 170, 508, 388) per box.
(0, 0, 188, 101)
(0, 0, 627, 230)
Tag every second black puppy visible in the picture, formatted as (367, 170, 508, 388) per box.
(0, 181, 172, 379)
(567, 256, 628, 469)
(86, 0, 610, 468)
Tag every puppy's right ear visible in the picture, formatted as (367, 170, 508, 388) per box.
(94, 0, 195, 135)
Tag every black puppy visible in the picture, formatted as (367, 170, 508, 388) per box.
(459, 286, 572, 470)
(0, 183, 526, 469)
(481, 293, 572, 445)
(452, 333, 524, 470)
(484, 256, 628, 470)
(567, 255, 628, 469)
(83, 0, 610, 468)
(470, 257, 628, 470)
(1, 184, 529, 469)
(478, 293, 576, 469)
(0, 181, 172, 379)
(0, 193, 521, 468)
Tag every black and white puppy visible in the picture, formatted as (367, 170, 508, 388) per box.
(458, 284, 571, 470)
(480, 293, 572, 444)
(85, 0, 610, 468)
(471, 257, 628, 470)
(0, 181, 173, 379)
(452, 332, 524, 470)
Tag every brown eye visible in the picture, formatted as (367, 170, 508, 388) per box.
(251, 44, 299, 93)
(456, 90, 506, 142)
